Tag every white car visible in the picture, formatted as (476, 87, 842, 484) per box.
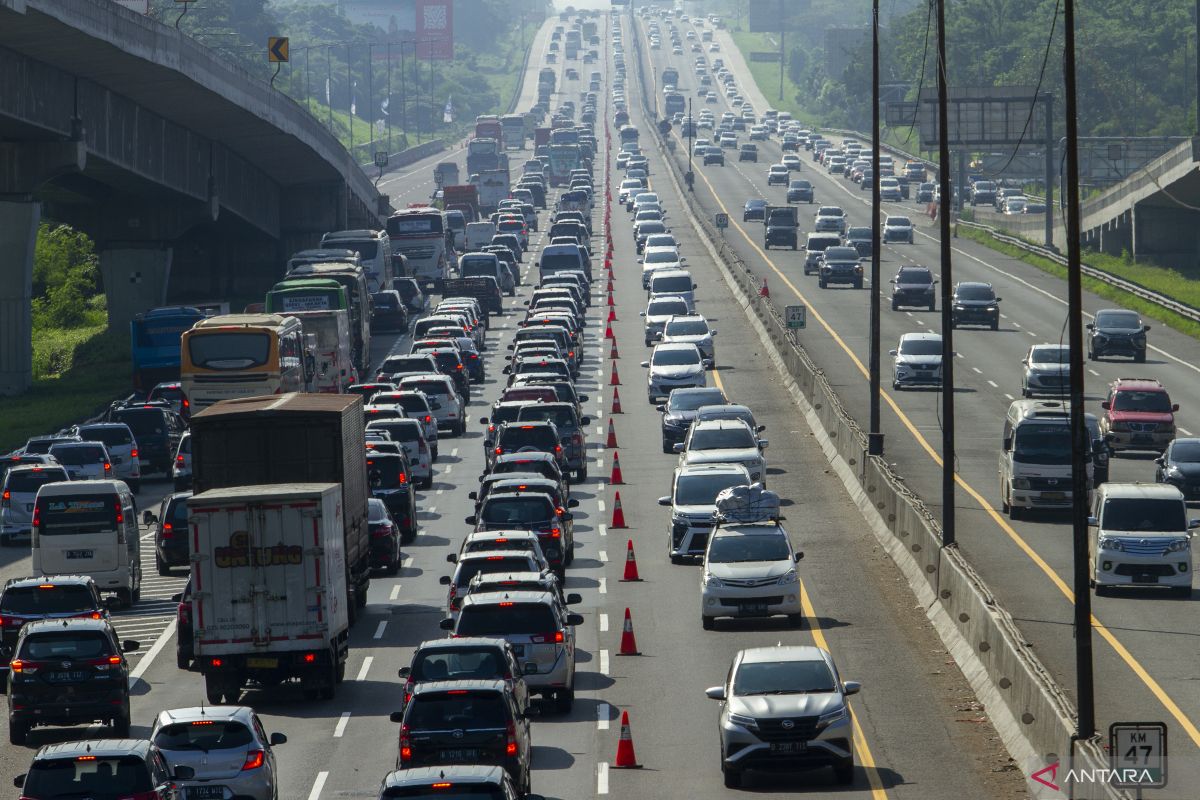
(882, 215, 915, 244)
(641, 295, 691, 346)
(642, 342, 707, 402)
(766, 164, 789, 186)
(640, 247, 686, 288)
(700, 520, 803, 628)
(890, 332, 946, 390)
(1021, 344, 1070, 398)
(397, 374, 466, 435)
(674, 419, 767, 484)
(813, 206, 848, 235)
(781, 154, 802, 171)
(659, 463, 752, 562)
(661, 314, 718, 367)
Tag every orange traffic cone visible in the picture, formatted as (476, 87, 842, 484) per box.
(606, 419, 619, 448)
(611, 491, 628, 528)
(613, 710, 642, 767)
(617, 608, 641, 655)
(605, 323, 614, 340)
(760, 277, 770, 298)
(611, 386, 624, 414)
(609, 362, 621, 385)
(608, 307, 617, 323)
(610, 338, 620, 360)
(607, 277, 614, 293)
(605, 257, 613, 271)
(607, 291, 615, 307)
(621, 538, 640, 581)
(610, 451, 625, 484)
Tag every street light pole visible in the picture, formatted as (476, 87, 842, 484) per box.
(386, 43, 393, 154)
(935, 0, 956, 548)
(368, 42, 375, 154)
(326, 45, 334, 131)
(868, 0, 883, 457)
(347, 43, 354, 152)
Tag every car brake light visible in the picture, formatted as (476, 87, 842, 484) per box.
(130, 448, 139, 459)
(398, 473, 408, 484)
(506, 719, 518, 756)
(10, 659, 36, 674)
(303, 653, 316, 663)
(554, 444, 563, 453)
(211, 658, 223, 667)
(161, 522, 173, 539)
(176, 453, 184, 464)
(495, 447, 503, 455)
(532, 631, 565, 644)
(241, 750, 265, 770)
(432, 783, 453, 789)
(399, 723, 413, 761)
(556, 507, 565, 516)
(1, 490, 8, 508)
(191, 720, 215, 726)
(424, 415, 432, 423)
(104, 463, 111, 472)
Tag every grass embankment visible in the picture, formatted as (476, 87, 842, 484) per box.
(0, 325, 130, 454)
(958, 226, 1200, 340)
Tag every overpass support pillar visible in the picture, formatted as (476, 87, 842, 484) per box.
(99, 246, 173, 329)
(0, 200, 38, 395)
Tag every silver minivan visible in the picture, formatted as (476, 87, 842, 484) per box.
(47, 442, 114, 482)
(73, 423, 141, 492)
(33, 480, 142, 606)
(0, 464, 70, 546)
(649, 269, 698, 312)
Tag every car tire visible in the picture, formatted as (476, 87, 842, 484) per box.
(991, 320, 999, 331)
(177, 650, 190, 671)
(1135, 351, 1146, 363)
(157, 555, 170, 577)
(834, 756, 855, 785)
(853, 279, 863, 290)
(787, 613, 805, 628)
(927, 301, 935, 311)
(1008, 502, 1023, 521)
(557, 688, 575, 713)
(9, 719, 29, 746)
(818, 279, 827, 289)
(419, 477, 433, 491)
(576, 464, 588, 481)
(701, 615, 715, 630)
(431, 445, 439, 461)
(204, 674, 224, 705)
(117, 588, 133, 609)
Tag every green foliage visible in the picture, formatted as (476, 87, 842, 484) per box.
(30, 223, 102, 331)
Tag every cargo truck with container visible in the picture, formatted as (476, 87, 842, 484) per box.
(501, 114, 526, 150)
(189, 393, 371, 638)
(548, 144, 582, 186)
(474, 115, 504, 147)
(434, 161, 460, 188)
(475, 169, 512, 216)
(442, 184, 480, 224)
(386, 207, 452, 292)
(466, 138, 505, 177)
(534, 127, 552, 148)
(130, 306, 207, 393)
(187, 483, 351, 703)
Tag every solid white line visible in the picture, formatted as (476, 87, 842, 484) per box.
(307, 771, 329, 800)
(600, 649, 610, 675)
(600, 613, 609, 632)
(597, 762, 609, 795)
(599, 577, 607, 595)
(356, 656, 373, 682)
(333, 711, 351, 738)
(374, 621, 387, 640)
(389, 585, 401, 601)
(128, 619, 177, 684)
(987, 380, 998, 388)
(598, 702, 611, 731)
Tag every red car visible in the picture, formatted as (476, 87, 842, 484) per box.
(1100, 378, 1178, 453)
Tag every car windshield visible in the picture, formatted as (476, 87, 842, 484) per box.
(112, 409, 166, 438)
(899, 338, 942, 356)
(707, 533, 791, 563)
(412, 648, 506, 681)
(456, 603, 559, 637)
(746, 199, 765, 209)
(665, 319, 709, 336)
(37, 493, 118, 535)
(366, 456, 408, 489)
(480, 497, 554, 525)
(5, 468, 68, 493)
(1096, 310, 1141, 329)
(1031, 346, 1069, 365)
(690, 426, 755, 450)
(1113, 390, 1172, 413)
(518, 406, 576, 431)
(48, 445, 107, 466)
(368, 500, 390, 523)
(887, 217, 912, 227)
(956, 285, 995, 301)
(1, 584, 94, 615)
(644, 249, 679, 264)
(652, 275, 693, 293)
(1102, 498, 1187, 532)
(648, 300, 689, 317)
(20, 631, 112, 660)
(676, 473, 748, 505)
(78, 427, 133, 447)
(1171, 441, 1200, 462)
(22, 756, 153, 798)
(733, 659, 837, 695)
(406, 692, 510, 729)
(817, 207, 843, 216)
(154, 721, 254, 751)
(846, 228, 871, 239)
(899, 269, 932, 284)
(653, 348, 701, 367)
(1013, 424, 1072, 465)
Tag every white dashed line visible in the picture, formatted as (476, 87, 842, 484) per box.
(1004, 393, 1015, 400)
(972, 366, 982, 374)
(599, 523, 607, 537)
(1088, 369, 1100, 376)
(1180, 427, 1194, 436)
(356, 656, 373, 682)
(597, 762, 609, 795)
(599, 550, 608, 563)
(333, 712, 351, 738)
(373, 621, 387, 640)
(600, 612, 609, 632)
(598, 499, 606, 513)
(599, 577, 607, 595)
(389, 585, 401, 601)
(451, 448, 459, 457)
(987, 380, 998, 388)
(308, 772, 329, 800)
(598, 702, 611, 730)
(600, 648, 610, 675)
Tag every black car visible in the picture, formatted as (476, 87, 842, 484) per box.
(743, 198, 767, 221)
(818, 246, 864, 289)
(890, 265, 937, 311)
(172, 578, 192, 670)
(844, 226, 873, 258)
(147, 381, 191, 422)
(424, 348, 472, 401)
(0, 576, 110, 669)
(786, 179, 814, 203)
(368, 497, 404, 574)
(371, 290, 411, 333)
(492, 421, 565, 472)
(1156, 437, 1200, 499)
(659, 386, 728, 452)
(390, 680, 534, 795)
(106, 403, 186, 475)
(6, 617, 139, 744)
(1087, 308, 1150, 361)
(398, 638, 529, 710)
(152, 491, 191, 575)
(950, 282, 1001, 329)
(366, 452, 418, 543)
(394, 278, 429, 314)
(15, 739, 189, 798)
(703, 146, 725, 166)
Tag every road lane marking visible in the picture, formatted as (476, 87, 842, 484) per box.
(128, 619, 176, 684)
(599, 550, 609, 563)
(333, 712, 351, 738)
(1004, 393, 1015, 400)
(389, 585, 401, 601)
(451, 448, 459, 457)
(599, 523, 607, 537)
(1088, 368, 1100, 376)
(685, 122, 1200, 749)
(307, 771, 329, 800)
(598, 499, 606, 513)
(600, 649, 610, 675)
(987, 380, 998, 388)
(597, 762, 609, 795)
(600, 613, 609, 631)
(599, 577, 607, 594)
(356, 656, 373, 682)
(598, 701, 611, 730)
(972, 366, 982, 374)
(374, 621, 387, 640)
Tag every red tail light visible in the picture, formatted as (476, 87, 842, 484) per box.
(399, 724, 413, 762)
(161, 522, 174, 539)
(1, 490, 8, 508)
(9, 659, 37, 674)
(495, 447, 503, 455)
(505, 719, 518, 756)
(424, 415, 432, 423)
(131, 449, 139, 459)
(554, 444, 563, 453)
(241, 750, 265, 770)
(176, 454, 184, 465)
(531, 631, 565, 644)
(398, 472, 408, 484)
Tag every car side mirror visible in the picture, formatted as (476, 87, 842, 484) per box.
(658, 496, 671, 506)
(581, 416, 592, 425)
(888, 349, 897, 356)
(169, 593, 182, 603)
(655, 404, 666, 412)
(994, 297, 1002, 303)
(843, 680, 862, 696)
(1144, 325, 1152, 332)
(172, 766, 196, 781)
(122, 639, 140, 653)
(561, 512, 574, 521)
(794, 552, 805, 562)
(1173, 404, 1180, 412)
(468, 491, 478, 500)
(567, 498, 580, 509)
(579, 394, 589, 402)
(439, 618, 455, 631)
(1087, 516, 1098, 527)
(439, 575, 451, 585)
(479, 416, 490, 425)
(672, 443, 685, 453)
(446, 553, 458, 564)
(566, 592, 583, 605)
(142, 510, 156, 525)
(270, 732, 287, 746)
(757, 439, 769, 448)
(1189, 519, 1200, 530)
(639, 311, 647, 317)
(13, 776, 25, 789)
(640, 361, 650, 367)
(1086, 323, 1095, 330)
(704, 686, 726, 700)
(398, 666, 411, 678)
(502, 366, 512, 374)
(756, 425, 766, 433)
(389, 711, 406, 723)
(1100, 401, 1111, 410)
(465, 514, 478, 525)
(567, 613, 585, 626)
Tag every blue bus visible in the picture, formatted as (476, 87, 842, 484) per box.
(130, 306, 206, 392)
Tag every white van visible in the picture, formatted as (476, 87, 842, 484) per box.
(1090, 483, 1198, 596)
(999, 399, 1094, 519)
(33, 480, 142, 606)
(465, 221, 498, 251)
(649, 269, 698, 312)
(321, 229, 394, 293)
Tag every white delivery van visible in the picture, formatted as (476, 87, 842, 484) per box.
(1090, 482, 1198, 596)
(286, 309, 355, 393)
(188, 483, 350, 703)
(999, 399, 1094, 519)
(465, 221, 497, 251)
(321, 229, 393, 293)
(33, 480, 142, 607)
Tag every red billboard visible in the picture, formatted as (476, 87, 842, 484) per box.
(415, 0, 453, 60)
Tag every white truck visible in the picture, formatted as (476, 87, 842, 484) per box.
(287, 309, 355, 393)
(187, 483, 350, 704)
(474, 169, 512, 217)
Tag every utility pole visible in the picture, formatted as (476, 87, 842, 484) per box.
(1062, 0, 1096, 744)
(347, 43, 354, 152)
(686, 97, 695, 191)
(368, 43, 375, 154)
(868, 0, 883, 456)
(935, 0, 956, 549)
(304, 46, 311, 115)
(386, 43, 393, 153)
(326, 45, 333, 132)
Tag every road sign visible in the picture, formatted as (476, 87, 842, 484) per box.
(374, 151, 389, 169)
(714, 212, 728, 229)
(1109, 722, 1167, 789)
(786, 304, 807, 329)
(268, 37, 289, 63)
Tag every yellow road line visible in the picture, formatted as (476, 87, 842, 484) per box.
(686, 141, 1200, 749)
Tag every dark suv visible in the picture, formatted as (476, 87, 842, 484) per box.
(0, 576, 110, 669)
(14, 739, 190, 799)
(107, 402, 186, 475)
(818, 246, 864, 289)
(1087, 308, 1151, 362)
(7, 617, 139, 744)
(377, 765, 536, 800)
(492, 421, 566, 474)
(152, 492, 191, 575)
(516, 403, 591, 481)
(390, 680, 534, 795)
(366, 452, 418, 540)
(398, 638, 529, 711)
(890, 266, 937, 311)
(949, 282, 1001, 329)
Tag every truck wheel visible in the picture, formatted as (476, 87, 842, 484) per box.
(157, 555, 170, 577)
(335, 660, 346, 684)
(319, 661, 337, 700)
(177, 650, 189, 671)
(204, 674, 224, 705)
(117, 589, 133, 609)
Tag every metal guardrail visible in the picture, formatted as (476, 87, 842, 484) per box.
(959, 219, 1200, 323)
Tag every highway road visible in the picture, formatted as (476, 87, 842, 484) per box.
(0, 10, 1031, 800)
(636, 11, 1200, 793)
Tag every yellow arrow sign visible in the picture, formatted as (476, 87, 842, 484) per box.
(268, 36, 289, 63)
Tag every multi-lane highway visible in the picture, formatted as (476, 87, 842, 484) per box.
(635, 10, 1200, 789)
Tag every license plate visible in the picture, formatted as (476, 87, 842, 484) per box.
(770, 741, 806, 754)
(740, 603, 769, 615)
(65, 549, 94, 559)
(439, 749, 480, 761)
(47, 670, 89, 683)
(1041, 492, 1065, 502)
(1135, 574, 1159, 584)
(1132, 435, 1153, 444)
(246, 657, 278, 669)
(186, 786, 228, 800)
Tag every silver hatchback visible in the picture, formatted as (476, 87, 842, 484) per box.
(151, 705, 287, 800)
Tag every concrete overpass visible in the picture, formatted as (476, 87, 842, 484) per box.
(0, 0, 387, 394)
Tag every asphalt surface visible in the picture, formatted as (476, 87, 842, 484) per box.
(638, 13, 1200, 794)
(0, 11, 1032, 800)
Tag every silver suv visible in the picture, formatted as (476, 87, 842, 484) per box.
(660, 463, 751, 563)
(151, 705, 287, 800)
(0, 464, 69, 545)
(705, 646, 860, 787)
